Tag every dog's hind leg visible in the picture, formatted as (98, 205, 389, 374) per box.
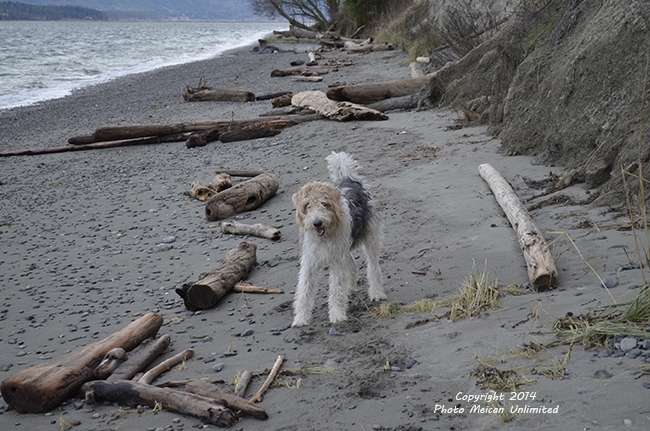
(363, 230, 386, 301)
(292, 259, 318, 327)
(327, 252, 357, 324)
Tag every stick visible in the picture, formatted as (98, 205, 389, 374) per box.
(235, 370, 253, 398)
(233, 282, 284, 295)
(478, 163, 558, 291)
(107, 334, 172, 382)
(220, 220, 281, 240)
(185, 379, 268, 420)
(138, 348, 195, 385)
(249, 355, 284, 403)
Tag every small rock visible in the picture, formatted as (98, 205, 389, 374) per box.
(390, 365, 402, 372)
(162, 236, 176, 244)
(212, 363, 224, 372)
(626, 348, 642, 358)
(406, 359, 417, 369)
(328, 327, 343, 336)
(620, 337, 638, 352)
(640, 339, 650, 350)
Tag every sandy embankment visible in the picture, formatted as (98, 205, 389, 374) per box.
(0, 45, 648, 431)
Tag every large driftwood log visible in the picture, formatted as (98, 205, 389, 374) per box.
(0, 312, 163, 413)
(292, 91, 388, 121)
(175, 242, 257, 310)
(205, 173, 279, 221)
(83, 380, 236, 427)
(220, 220, 281, 240)
(185, 379, 268, 420)
(183, 77, 255, 102)
(478, 163, 558, 291)
(107, 335, 171, 383)
(326, 75, 433, 104)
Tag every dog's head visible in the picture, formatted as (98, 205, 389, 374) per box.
(292, 182, 344, 238)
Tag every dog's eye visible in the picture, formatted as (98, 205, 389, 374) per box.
(302, 203, 310, 213)
(321, 201, 330, 208)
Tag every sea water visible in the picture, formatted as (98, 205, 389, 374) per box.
(0, 20, 288, 110)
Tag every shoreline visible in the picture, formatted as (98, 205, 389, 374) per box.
(1, 45, 648, 431)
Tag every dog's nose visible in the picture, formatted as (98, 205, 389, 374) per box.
(313, 220, 323, 228)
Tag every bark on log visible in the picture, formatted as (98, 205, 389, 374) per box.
(0, 312, 163, 413)
(83, 380, 236, 427)
(326, 75, 432, 105)
(175, 242, 257, 310)
(220, 220, 281, 240)
(107, 335, 171, 383)
(219, 125, 282, 143)
(205, 173, 279, 221)
(292, 91, 388, 121)
(183, 78, 255, 102)
(185, 379, 268, 420)
(478, 163, 558, 291)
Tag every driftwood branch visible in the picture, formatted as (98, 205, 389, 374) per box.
(107, 335, 172, 383)
(292, 91, 388, 122)
(185, 378, 268, 420)
(138, 348, 195, 385)
(175, 242, 257, 310)
(250, 355, 285, 403)
(83, 380, 236, 427)
(233, 282, 284, 294)
(0, 312, 163, 413)
(205, 173, 279, 221)
(478, 163, 558, 291)
(220, 220, 281, 240)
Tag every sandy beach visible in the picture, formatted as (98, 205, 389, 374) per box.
(1, 44, 649, 431)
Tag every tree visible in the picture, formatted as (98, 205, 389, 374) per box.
(250, 0, 341, 31)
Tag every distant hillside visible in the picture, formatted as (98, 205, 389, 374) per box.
(0, 1, 107, 19)
(8, 0, 258, 20)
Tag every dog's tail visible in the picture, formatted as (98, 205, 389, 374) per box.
(326, 151, 362, 184)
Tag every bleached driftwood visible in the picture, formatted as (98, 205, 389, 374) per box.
(187, 173, 233, 202)
(292, 76, 323, 82)
(326, 74, 433, 104)
(205, 173, 279, 221)
(233, 282, 284, 294)
(221, 220, 281, 240)
(0, 312, 163, 413)
(292, 91, 388, 122)
(138, 348, 195, 385)
(175, 242, 257, 310)
(234, 370, 253, 398)
(183, 77, 255, 102)
(250, 355, 285, 403)
(185, 378, 268, 420)
(478, 163, 558, 291)
(107, 335, 172, 382)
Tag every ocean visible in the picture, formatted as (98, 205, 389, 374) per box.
(0, 20, 288, 110)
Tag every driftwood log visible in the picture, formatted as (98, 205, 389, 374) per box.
(205, 173, 279, 221)
(292, 91, 388, 122)
(219, 124, 282, 143)
(185, 379, 268, 420)
(176, 241, 257, 310)
(0, 312, 163, 413)
(220, 220, 281, 240)
(183, 77, 255, 102)
(478, 163, 558, 291)
(83, 380, 236, 427)
(187, 173, 233, 202)
(107, 335, 171, 382)
(326, 74, 433, 105)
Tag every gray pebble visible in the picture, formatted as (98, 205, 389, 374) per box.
(406, 359, 417, 369)
(212, 363, 224, 372)
(162, 236, 176, 244)
(328, 327, 343, 336)
(627, 348, 642, 358)
(620, 337, 638, 352)
(641, 339, 650, 350)
(390, 365, 402, 372)
(240, 329, 254, 337)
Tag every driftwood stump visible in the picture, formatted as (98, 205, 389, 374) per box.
(0, 312, 163, 413)
(205, 173, 279, 221)
(478, 163, 558, 291)
(176, 242, 257, 310)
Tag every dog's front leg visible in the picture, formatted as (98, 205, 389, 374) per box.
(292, 257, 318, 327)
(327, 252, 357, 324)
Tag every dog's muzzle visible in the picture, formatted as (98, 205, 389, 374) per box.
(313, 220, 325, 237)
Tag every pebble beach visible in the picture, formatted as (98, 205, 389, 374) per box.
(1, 43, 649, 431)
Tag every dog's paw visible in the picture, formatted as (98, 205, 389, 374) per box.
(369, 290, 388, 301)
(329, 310, 348, 324)
(292, 317, 309, 327)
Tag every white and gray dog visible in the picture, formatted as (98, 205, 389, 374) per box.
(291, 151, 386, 327)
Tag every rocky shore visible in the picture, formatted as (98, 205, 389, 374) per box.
(1, 44, 648, 431)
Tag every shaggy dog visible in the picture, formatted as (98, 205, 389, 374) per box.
(291, 151, 386, 327)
